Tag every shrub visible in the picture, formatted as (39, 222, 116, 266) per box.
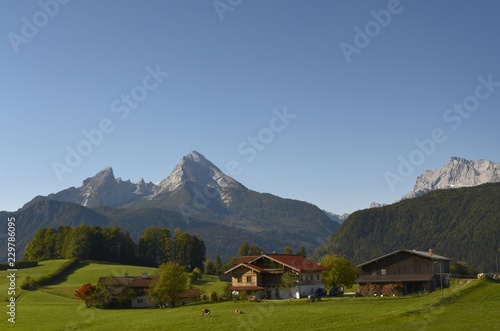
(20, 259, 80, 289)
(20, 275, 38, 290)
(209, 291, 218, 303)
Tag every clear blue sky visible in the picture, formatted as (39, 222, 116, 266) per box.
(1, 0, 499, 214)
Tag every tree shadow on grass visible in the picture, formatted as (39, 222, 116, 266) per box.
(43, 260, 90, 286)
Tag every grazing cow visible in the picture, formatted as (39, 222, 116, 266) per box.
(201, 308, 210, 317)
(235, 309, 243, 314)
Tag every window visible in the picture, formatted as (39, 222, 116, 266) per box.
(381, 269, 387, 275)
(137, 299, 143, 303)
(317, 274, 320, 281)
(246, 276, 252, 283)
(237, 277, 242, 283)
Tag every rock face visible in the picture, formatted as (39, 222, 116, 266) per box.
(369, 202, 387, 209)
(150, 151, 245, 208)
(404, 157, 500, 199)
(23, 167, 156, 209)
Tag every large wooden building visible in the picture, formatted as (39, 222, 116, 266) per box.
(225, 254, 328, 299)
(356, 249, 451, 296)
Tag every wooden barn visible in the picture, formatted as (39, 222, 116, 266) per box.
(356, 249, 451, 296)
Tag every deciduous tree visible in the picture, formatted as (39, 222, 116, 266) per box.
(281, 272, 299, 299)
(74, 283, 97, 308)
(147, 262, 188, 308)
(320, 254, 357, 289)
(238, 241, 250, 256)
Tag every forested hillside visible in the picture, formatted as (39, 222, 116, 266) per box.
(314, 183, 500, 272)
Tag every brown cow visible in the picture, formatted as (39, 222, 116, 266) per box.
(201, 308, 210, 317)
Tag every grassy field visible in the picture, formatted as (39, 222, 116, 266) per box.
(2, 261, 499, 330)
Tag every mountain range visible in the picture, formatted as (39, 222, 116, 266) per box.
(3, 151, 340, 261)
(2, 153, 499, 269)
(403, 157, 500, 199)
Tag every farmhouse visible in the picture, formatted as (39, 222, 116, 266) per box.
(225, 254, 328, 300)
(97, 272, 200, 308)
(356, 249, 451, 296)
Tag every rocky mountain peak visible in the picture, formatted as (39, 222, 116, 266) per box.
(184, 150, 206, 164)
(156, 151, 244, 195)
(23, 151, 246, 210)
(82, 166, 115, 187)
(404, 157, 500, 199)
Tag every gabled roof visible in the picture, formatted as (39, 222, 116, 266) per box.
(225, 262, 266, 274)
(357, 249, 451, 268)
(235, 256, 259, 264)
(226, 254, 328, 274)
(96, 276, 200, 299)
(180, 288, 201, 299)
(260, 254, 329, 272)
(97, 276, 153, 288)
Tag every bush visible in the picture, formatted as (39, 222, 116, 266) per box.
(20, 259, 80, 289)
(209, 291, 218, 303)
(20, 275, 38, 290)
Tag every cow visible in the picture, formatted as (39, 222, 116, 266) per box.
(201, 308, 210, 317)
(235, 309, 243, 314)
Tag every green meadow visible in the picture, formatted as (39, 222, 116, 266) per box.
(1, 260, 499, 330)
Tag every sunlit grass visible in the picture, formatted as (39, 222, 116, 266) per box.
(2, 260, 499, 331)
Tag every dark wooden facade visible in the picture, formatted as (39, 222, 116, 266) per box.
(357, 250, 451, 296)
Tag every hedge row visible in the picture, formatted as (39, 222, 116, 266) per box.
(21, 258, 80, 290)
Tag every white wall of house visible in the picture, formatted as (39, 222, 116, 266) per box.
(131, 296, 155, 308)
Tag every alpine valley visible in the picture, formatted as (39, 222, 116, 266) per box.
(2, 154, 499, 272)
(313, 157, 500, 272)
(1, 151, 340, 261)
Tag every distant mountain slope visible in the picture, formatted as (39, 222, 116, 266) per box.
(313, 183, 500, 272)
(94, 206, 313, 260)
(0, 199, 329, 262)
(324, 211, 350, 224)
(11, 151, 339, 262)
(404, 157, 500, 199)
(1, 200, 109, 262)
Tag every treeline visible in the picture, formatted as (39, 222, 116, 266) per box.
(23, 225, 206, 272)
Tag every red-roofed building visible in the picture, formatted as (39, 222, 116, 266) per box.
(97, 272, 200, 308)
(225, 254, 328, 299)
